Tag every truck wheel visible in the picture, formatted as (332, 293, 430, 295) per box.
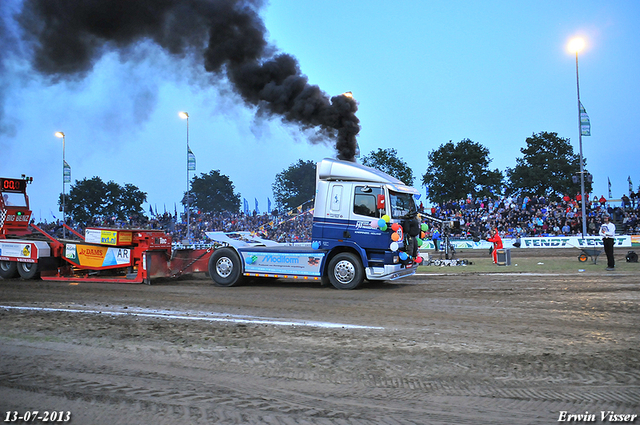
(17, 262, 39, 279)
(0, 261, 18, 279)
(208, 248, 243, 287)
(327, 253, 364, 290)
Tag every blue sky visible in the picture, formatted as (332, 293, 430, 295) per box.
(2, 0, 639, 222)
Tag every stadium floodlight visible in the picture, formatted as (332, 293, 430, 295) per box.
(55, 131, 67, 238)
(179, 112, 191, 244)
(568, 37, 588, 237)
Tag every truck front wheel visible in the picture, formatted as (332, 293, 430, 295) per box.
(17, 262, 39, 279)
(208, 248, 243, 287)
(327, 253, 364, 290)
(0, 261, 18, 279)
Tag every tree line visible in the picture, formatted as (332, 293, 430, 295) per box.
(59, 131, 599, 224)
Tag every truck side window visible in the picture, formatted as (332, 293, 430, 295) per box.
(353, 186, 382, 218)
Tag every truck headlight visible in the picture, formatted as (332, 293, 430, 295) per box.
(393, 255, 399, 264)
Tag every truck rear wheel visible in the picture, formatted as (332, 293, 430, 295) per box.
(327, 252, 364, 290)
(0, 261, 18, 279)
(208, 248, 243, 287)
(17, 262, 39, 279)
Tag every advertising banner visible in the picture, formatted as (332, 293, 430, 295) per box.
(241, 251, 325, 276)
(420, 236, 638, 250)
(187, 148, 196, 171)
(580, 102, 591, 136)
(421, 240, 498, 251)
(520, 236, 631, 249)
(63, 160, 71, 183)
(65, 243, 132, 268)
(0, 242, 36, 261)
(85, 229, 133, 246)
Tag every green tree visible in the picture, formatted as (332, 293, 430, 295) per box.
(361, 148, 415, 185)
(422, 139, 503, 204)
(272, 160, 316, 212)
(119, 183, 147, 220)
(102, 181, 122, 219)
(506, 131, 589, 197)
(189, 170, 241, 213)
(64, 177, 107, 223)
(62, 177, 147, 224)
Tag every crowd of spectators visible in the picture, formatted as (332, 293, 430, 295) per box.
(34, 192, 640, 243)
(167, 210, 313, 244)
(35, 209, 314, 244)
(422, 193, 640, 239)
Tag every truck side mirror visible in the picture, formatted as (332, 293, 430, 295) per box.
(377, 194, 386, 210)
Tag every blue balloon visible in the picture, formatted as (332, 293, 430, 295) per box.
(378, 218, 386, 228)
(399, 252, 408, 261)
(312, 241, 320, 250)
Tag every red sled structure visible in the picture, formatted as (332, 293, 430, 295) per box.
(0, 176, 211, 283)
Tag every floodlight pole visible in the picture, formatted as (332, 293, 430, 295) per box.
(180, 112, 191, 244)
(574, 51, 587, 237)
(55, 131, 67, 238)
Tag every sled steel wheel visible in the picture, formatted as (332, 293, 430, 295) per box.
(327, 252, 364, 290)
(17, 262, 39, 280)
(0, 261, 18, 279)
(208, 248, 243, 287)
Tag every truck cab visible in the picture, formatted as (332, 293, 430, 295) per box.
(0, 177, 32, 238)
(312, 158, 420, 284)
(0, 176, 51, 280)
(207, 158, 421, 289)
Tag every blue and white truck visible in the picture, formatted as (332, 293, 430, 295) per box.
(207, 158, 422, 289)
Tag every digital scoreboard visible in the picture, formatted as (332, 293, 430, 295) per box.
(0, 178, 27, 192)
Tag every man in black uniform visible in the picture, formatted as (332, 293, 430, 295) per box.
(599, 214, 616, 270)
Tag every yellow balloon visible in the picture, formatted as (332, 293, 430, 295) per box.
(382, 214, 390, 223)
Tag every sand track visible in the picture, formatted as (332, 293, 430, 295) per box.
(1, 270, 638, 424)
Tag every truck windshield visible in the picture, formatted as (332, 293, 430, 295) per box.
(389, 191, 417, 219)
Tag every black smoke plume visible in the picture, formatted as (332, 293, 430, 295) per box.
(16, 0, 360, 161)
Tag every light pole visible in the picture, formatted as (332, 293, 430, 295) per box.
(569, 37, 588, 237)
(179, 111, 191, 244)
(55, 131, 67, 238)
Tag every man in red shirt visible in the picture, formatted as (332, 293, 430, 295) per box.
(487, 228, 503, 264)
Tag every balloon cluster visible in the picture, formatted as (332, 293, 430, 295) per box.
(370, 215, 395, 244)
(369, 216, 430, 265)
(416, 222, 429, 248)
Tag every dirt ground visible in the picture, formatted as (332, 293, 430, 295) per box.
(0, 249, 639, 425)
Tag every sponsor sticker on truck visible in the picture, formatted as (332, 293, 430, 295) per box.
(85, 228, 134, 246)
(242, 251, 325, 276)
(0, 242, 36, 260)
(65, 243, 132, 268)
